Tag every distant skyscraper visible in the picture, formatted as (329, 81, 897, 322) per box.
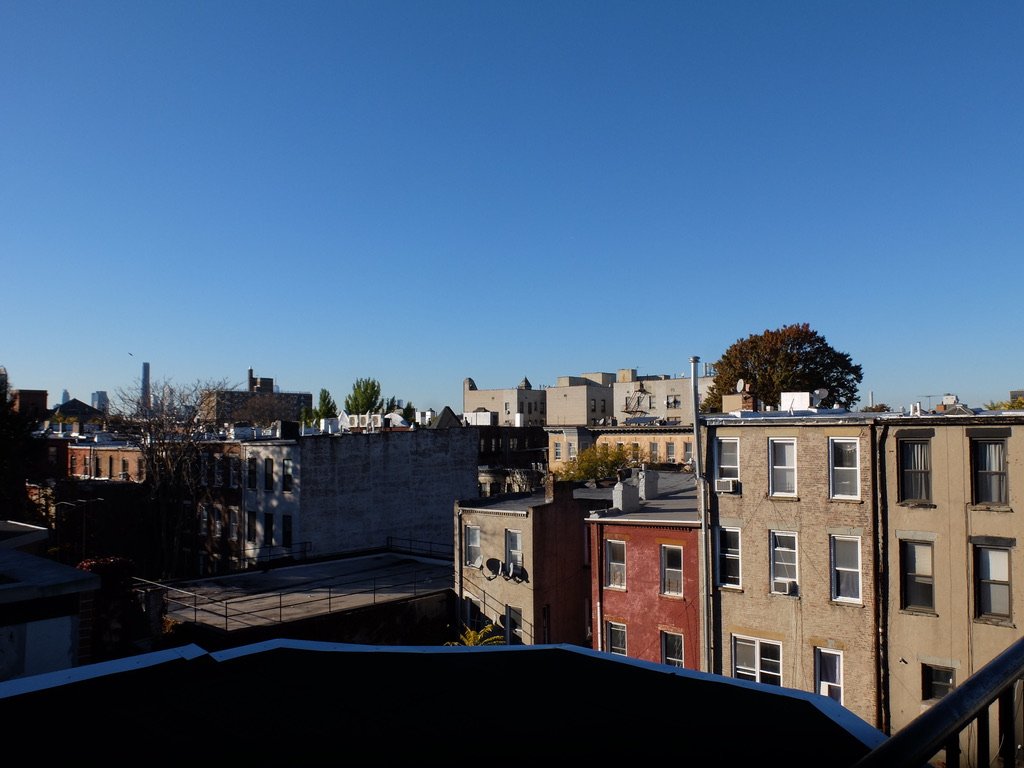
(61, 389, 70, 404)
(142, 362, 151, 411)
(91, 391, 109, 413)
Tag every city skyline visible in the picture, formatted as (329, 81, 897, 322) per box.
(3, 3, 1022, 412)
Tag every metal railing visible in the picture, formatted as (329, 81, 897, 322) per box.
(386, 536, 454, 560)
(136, 566, 452, 632)
(854, 634, 1024, 768)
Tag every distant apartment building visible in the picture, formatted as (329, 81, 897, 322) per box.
(546, 422, 695, 475)
(611, 367, 713, 426)
(198, 368, 313, 426)
(544, 372, 615, 427)
(463, 376, 546, 426)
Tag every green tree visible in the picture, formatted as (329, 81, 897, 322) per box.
(555, 443, 649, 482)
(344, 377, 384, 414)
(444, 623, 505, 646)
(313, 388, 338, 420)
(701, 323, 863, 412)
(401, 402, 416, 422)
(860, 403, 891, 413)
(984, 397, 1024, 410)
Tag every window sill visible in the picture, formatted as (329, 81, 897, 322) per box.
(766, 494, 800, 502)
(830, 599, 864, 607)
(969, 504, 1013, 513)
(829, 498, 863, 504)
(898, 501, 936, 509)
(717, 584, 743, 592)
(973, 616, 1015, 628)
(899, 608, 938, 617)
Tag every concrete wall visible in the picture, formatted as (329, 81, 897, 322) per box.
(708, 419, 878, 726)
(884, 419, 1024, 753)
(298, 430, 479, 557)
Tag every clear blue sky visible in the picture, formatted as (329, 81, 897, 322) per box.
(3, 1, 1022, 413)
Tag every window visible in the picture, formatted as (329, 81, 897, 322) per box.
(263, 513, 275, 546)
(264, 458, 274, 491)
(554, 442, 562, 461)
(899, 440, 931, 502)
(213, 455, 224, 486)
(770, 531, 798, 594)
(683, 442, 693, 463)
(606, 622, 627, 656)
(900, 540, 934, 611)
(732, 636, 782, 686)
(973, 439, 1007, 505)
(830, 438, 859, 499)
(465, 525, 481, 566)
(199, 453, 209, 485)
(662, 631, 684, 667)
(568, 442, 576, 459)
(831, 535, 862, 602)
(922, 664, 954, 702)
(120, 458, 129, 478)
(666, 442, 676, 463)
(199, 504, 209, 534)
(631, 442, 640, 460)
(282, 514, 293, 548)
(717, 438, 739, 480)
(649, 442, 659, 462)
(975, 545, 1011, 620)
(600, 399, 606, 414)
(70, 456, 77, 475)
(247, 457, 258, 489)
(213, 511, 223, 539)
(229, 507, 239, 541)
(815, 648, 843, 703)
(717, 527, 741, 587)
(230, 457, 241, 488)
(505, 529, 523, 567)
(282, 458, 293, 492)
(137, 458, 145, 481)
(605, 540, 626, 588)
(661, 545, 683, 596)
(246, 510, 257, 542)
(590, 398, 596, 413)
(769, 438, 796, 496)
(506, 606, 523, 644)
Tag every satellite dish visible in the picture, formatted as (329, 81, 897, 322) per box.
(812, 388, 830, 406)
(735, 378, 745, 393)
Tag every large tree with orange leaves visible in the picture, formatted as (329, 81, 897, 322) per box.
(701, 324, 863, 412)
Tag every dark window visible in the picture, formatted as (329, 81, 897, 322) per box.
(975, 545, 1011, 620)
(922, 664, 954, 701)
(264, 458, 274, 491)
(282, 514, 293, 548)
(972, 439, 1007, 504)
(282, 459, 293, 492)
(900, 540, 934, 611)
(247, 458, 258, 489)
(264, 513, 275, 546)
(899, 440, 931, 502)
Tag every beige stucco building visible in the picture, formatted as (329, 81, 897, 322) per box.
(462, 376, 546, 426)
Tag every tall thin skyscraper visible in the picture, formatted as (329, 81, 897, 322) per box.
(142, 362, 151, 411)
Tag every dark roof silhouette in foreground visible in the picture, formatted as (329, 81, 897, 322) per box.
(0, 638, 885, 766)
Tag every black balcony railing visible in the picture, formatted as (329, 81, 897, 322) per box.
(854, 633, 1024, 768)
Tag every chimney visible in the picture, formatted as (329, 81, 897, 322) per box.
(638, 466, 658, 500)
(613, 478, 640, 513)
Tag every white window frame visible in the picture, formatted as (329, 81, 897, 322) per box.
(716, 438, 739, 481)
(661, 544, 683, 596)
(605, 539, 626, 589)
(829, 437, 860, 500)
(770, 531, 798, 594)
(662, 631, 684, 667)
(900, 539, 934, 611)
(568, 442, 577, 459)
(732, 635, 782, 686)
(465, 525, 481, 567)
(554, 442, 562, 460)
(606, 621, 627, 656)
(717, 527, 741, 588)
(831, 535, 862, 603)
(815, 648, 844, 703)
(505, 529, 523, 567)
(768, 438, 797, 497)
(666, 442, 676, 463)
(975, 545, 1011, 620)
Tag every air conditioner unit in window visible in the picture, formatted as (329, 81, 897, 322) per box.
(715, 478, 737, 493)
(773, 579, 798, 596)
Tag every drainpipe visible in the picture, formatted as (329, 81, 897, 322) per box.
(874, 421, 891, 733)
(456, 507, 464, 630)
(691, 355, 713, 673)
(594, 518, 604, 652)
